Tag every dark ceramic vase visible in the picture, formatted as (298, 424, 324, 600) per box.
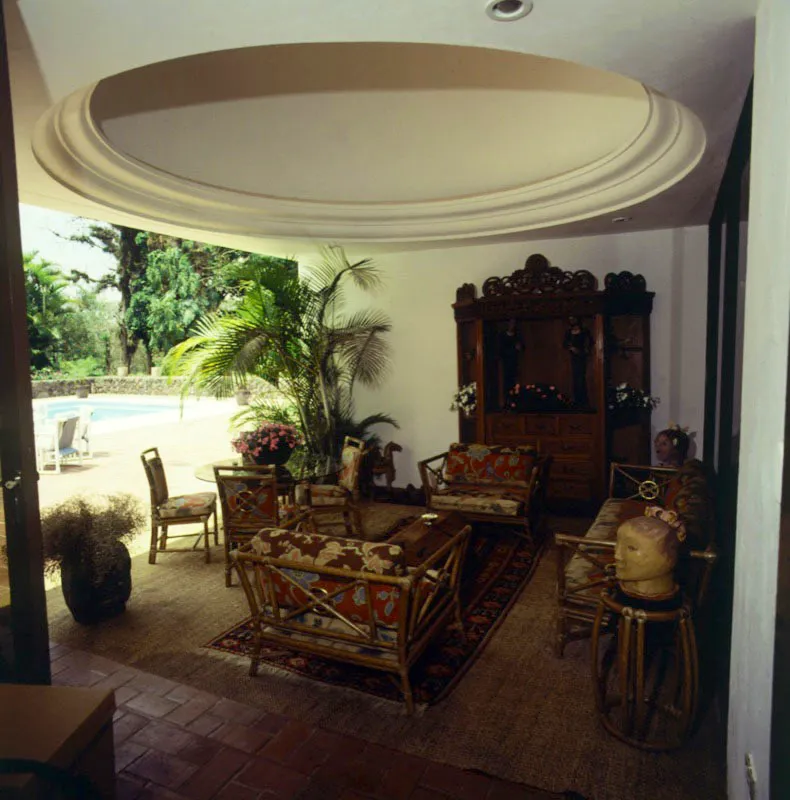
(252, 443, 293, 467)
(60, 541, 132, 625)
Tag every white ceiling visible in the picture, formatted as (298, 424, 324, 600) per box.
(5, 0, 756, 252)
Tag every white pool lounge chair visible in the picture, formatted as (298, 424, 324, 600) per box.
(36, 415, 83, 473)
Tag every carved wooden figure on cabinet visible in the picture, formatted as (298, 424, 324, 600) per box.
(563, 315, 593, 407)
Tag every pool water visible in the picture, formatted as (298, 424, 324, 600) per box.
(42, 399, 179, 423)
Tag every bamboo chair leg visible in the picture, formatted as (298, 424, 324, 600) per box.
(148, 520, 159, 564)
(249, 629, 262, 677)
(225, 536, 233, 587)
(213, 509, 219, 545)
(204, 517, 211, 563)
(351, 506, 365, 538)
(400, 669, 415, 715)
(454, 598, 467, 641)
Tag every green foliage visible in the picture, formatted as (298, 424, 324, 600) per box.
(60, 356, 104, 378)
(40, 494, 145, 582)
(127, 246, 209, 357)
(164, 246, 397, 473)
(23, 251, 73, 370)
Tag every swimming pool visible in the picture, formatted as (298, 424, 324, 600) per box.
(40, 398, 180, 423)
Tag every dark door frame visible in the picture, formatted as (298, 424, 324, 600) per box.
(701, 81, 751, 724)
(0, 1, 51, 684)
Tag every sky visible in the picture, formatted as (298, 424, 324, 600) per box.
(18, 203, 119, 292)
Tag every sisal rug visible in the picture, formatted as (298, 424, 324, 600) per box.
(46, 511, 727, 800)
(205, 529, 540, 706)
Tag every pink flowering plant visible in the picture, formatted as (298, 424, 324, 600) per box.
(231, 421, 303, 459)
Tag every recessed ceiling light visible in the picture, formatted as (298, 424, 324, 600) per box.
(611, 216, 632, 224)
(485, 1, 534, 22)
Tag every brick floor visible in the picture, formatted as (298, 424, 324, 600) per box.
(50, 644, 552, 800)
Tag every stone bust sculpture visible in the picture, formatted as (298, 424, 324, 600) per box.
(614, 507, 687, 600)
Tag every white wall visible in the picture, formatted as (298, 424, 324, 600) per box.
(727, 1, 788, 798)
(300, 225, 708, 487)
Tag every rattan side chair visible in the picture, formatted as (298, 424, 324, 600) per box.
(141, 447, 218, 564)
(213, 464, 279, 587)
(298, 435, 366, 537)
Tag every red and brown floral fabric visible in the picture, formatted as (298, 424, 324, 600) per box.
(250, 528, 406, 627)
(444, 443, 536, 487)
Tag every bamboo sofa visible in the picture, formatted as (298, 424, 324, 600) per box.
(418, 443, 551, 542)
(233, 520, 471, 713)
(554, 459, 717, 656)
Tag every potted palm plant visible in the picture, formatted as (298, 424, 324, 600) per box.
(41, 493, 145, 625)
(163, 247, 398, 475)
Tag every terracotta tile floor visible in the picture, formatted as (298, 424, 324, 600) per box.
(50, 643, 547, 800)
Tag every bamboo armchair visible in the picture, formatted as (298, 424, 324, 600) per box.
(418, 443, 551, 543)
(233, 521, 472, 714)
(298, 435, 367, 536)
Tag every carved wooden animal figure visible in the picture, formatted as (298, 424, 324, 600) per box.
(371, 442, 402, 492)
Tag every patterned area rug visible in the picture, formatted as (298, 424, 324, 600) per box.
(205, 527, 542, 706)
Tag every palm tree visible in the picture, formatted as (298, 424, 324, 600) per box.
(23, 251, 73, 370)
(163, 246, 397, 474)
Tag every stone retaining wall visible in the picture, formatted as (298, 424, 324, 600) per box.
(31, 376, 191, 398)
(31, 376, 269, 399)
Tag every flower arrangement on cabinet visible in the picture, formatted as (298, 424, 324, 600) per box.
(231, 421, 303, 458)
(606, 383, 660, 411)
(507, 382, 574, 412)
(450, 382, 477, 416)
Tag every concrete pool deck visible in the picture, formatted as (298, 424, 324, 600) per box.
(35, 395, 242, 561)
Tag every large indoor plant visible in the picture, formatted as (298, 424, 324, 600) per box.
(41, 493, 145, 624)
(164, 246, 397, 475)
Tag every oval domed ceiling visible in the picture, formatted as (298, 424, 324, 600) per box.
(32, 42, 706, 243)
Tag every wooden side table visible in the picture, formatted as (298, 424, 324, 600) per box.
(387, 511, 466, 567)
(0, 684, 116, 798)
(591, 586, 699, 751)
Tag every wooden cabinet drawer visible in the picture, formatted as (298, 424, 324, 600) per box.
(525, 415, 558, 436)
(551, 459, 595, 478)
(549, 479, 593, 501)
(559, 415, 595, 437)
(487, 414, 526, 439)
(542, 437, 593, 456)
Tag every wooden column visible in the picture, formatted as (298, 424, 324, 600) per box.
(0, 1, 50, 684)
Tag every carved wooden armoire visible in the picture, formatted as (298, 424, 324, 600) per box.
(454, 254, 654, 508)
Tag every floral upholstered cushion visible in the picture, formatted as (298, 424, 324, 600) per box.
(430, 485, 527, 517)
(308, 484, 350, 507)
(444, 443, 536, 487)
(250, 528, 406, 627)
(250, 528, 405, 574)
(261, 612, 400, 657)
(158, 491, 216, 519)
(267, 573, 404, 627)
(338, 444, 365, 493)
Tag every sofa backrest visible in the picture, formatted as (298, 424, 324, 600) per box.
(249, 527, 407, 628)
(664, 459, 715, 549)
(444, 442, 537, 486)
